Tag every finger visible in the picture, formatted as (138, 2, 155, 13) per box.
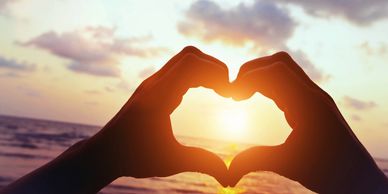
(156, 53, 230, 113)
(233, 61, 311, 106)
(237, 55, 277, 76)
(238, 52, 317, 90)
(276, 52, 341, 110)
(231, 55, 280, 101)
(237, 52, 334, 105)
(132, 46, 213, 95)
(228, 145, 284, 187)
(145, 46, 200, 81)
(272, 52, 319, 89)
(152, 46, 228, 82)
(175, 146, 229, 187)
(134, 46, 229, 97)
(232, 52, 315, 112)
(233, 62, 316, 129)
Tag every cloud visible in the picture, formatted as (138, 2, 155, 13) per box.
(116, 79, 131, 91)
(104, 86, 115, 92)
(84, 101, 99, 106)
(138, 66, 155, 79)
(21, 26, 165, 77)
(17, 85, 42, 97)
(359, 41, 387, 56)
(67, 61, 120, 77)
(0, 55, 35, 71)
(351, 114, 362, 121)
(0, 0, 16, 15)
(101, 85, 120, 93)
(342, 96, 377, 110)
(277, 0, 388, 25)
(179, 0, 327, 82)
(0, 0, 12, 9)
(178, 0, 295, 50)
(289, 50, 330, 82)
(84, 90, 101, 95)
(0, 71, 22, 78)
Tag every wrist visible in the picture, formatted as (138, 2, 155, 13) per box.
(340, 157, 387, 194)
(322, 140, 388, 194)
(80, 131, 123, 180)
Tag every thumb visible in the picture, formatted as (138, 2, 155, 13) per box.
(228, 145, 285, 187)
(176, 146, 229, 187)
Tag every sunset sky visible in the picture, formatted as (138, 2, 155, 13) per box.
(1, 0, 388, 158)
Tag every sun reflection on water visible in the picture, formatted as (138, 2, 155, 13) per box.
(218, 143, 246, 194)
(224, 155, 233, 168)
(224, 143, 239, 168)
(218, 187, 246, 194)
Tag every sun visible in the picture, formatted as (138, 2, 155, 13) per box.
(218, 106, 247, 139)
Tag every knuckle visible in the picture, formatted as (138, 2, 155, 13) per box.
(181, 45, 200, 54)
(180, 53, 199, 65)
(271, 61, 288, 73)
(273, 51, 292, 62)
(175, 53, 200, 73)
(238, 64, 248, 74)
(239, 60, 257, 73)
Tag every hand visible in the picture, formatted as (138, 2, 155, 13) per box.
(90, 46, 230, 186)
(228, 52, 388, 193)
(0, 46, 231, 194)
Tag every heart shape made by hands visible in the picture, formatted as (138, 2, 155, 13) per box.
(159, 47, 337, 190)
(147, 48, 299, 187)
(121, 46, 343, 191)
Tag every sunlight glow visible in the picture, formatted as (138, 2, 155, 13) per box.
(218, 106, 247, 139)
(218, 187, 246, 194)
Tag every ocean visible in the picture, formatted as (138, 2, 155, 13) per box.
(0, 115, 387, 194)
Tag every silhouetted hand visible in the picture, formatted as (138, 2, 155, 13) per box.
(92, 46, 230, 183)
(1, 46, 230, 194)
(228, 52, 388, 193)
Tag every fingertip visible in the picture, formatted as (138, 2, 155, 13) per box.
(230, 81, 255, 101)
(228, 180, 240, 188)
(205, 67, 231, 98)
(213, 81, 233, 98)
(181, 45, 201, 54)
(220, 178, 230, 187)
(182, 45, 228, 72)
(214, 89, 232, 99)
(227, 155, 247, 187)
(218, 176, 230, 188)
(226, 172, 244, 187)
(231, 94, 251, 101)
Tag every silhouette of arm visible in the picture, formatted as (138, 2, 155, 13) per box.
(228, 52, 388, 194)
(0, 139, 118, 194)
(1, 46, 230, 194)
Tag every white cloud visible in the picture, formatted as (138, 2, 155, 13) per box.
(178, 0, 295, 50)
(343, 96, 377, 110)
(278, 0, 388, 25)
(179, 0, 327, 82)
(22, 26, 165, 77)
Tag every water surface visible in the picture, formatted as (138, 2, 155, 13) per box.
(0, 115, 386, 193)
